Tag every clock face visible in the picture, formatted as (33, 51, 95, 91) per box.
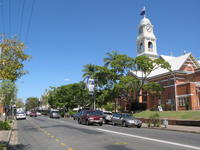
(146, 24, 152, 32)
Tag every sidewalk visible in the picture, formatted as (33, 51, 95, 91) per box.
(0, 117, 15, 146)
(142, 123, 200, 134)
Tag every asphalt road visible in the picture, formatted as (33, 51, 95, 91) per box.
(16, 116, 200, 150)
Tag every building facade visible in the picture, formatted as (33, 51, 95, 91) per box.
(132, 15, 200, 111)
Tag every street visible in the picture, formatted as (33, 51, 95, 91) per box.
(16, 116, 200, 150)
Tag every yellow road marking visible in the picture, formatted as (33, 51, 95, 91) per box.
(68, 148, 73, 150)
(114, 142, 128, 145)
(60, 143, 66, 146)
(50, 135, 55, 138)
(56, 139, 60, 142)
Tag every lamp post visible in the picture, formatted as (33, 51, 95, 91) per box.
(87, 78, 96, 110)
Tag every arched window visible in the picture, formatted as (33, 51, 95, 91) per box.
(139, 43, 143, 52)
(148, 42, 153, 51)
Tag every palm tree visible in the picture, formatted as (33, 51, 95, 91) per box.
(104, 50, 118, 67)
(82, 64, 97, 80)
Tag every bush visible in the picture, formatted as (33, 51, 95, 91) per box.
(0, 121, 11, 130)
(0, 143, 6, 150)
(148, 112, 161, 127)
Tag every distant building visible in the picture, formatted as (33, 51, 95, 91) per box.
(130, 12, 200, 111)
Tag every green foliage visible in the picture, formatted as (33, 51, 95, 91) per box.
(0, 121, 11, 130)
(0, 143, 6, 150)
(0, 36, 30, 81)
(0, 80, 17, 106)
(103, 102, 113, 111)
(45, 82, 90, 110)
(134, 110, 200, 120)
(25, 97, 39, 110)
(143, 82, 164, 95)
(82, 64, 98, 79)
(15, 98, 24, 108)
(148, 112, 161, 127)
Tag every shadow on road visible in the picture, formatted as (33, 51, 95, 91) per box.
(40, 124, 103, 135)
(104, 144, 134, 150)
(8, 144, 31, 150)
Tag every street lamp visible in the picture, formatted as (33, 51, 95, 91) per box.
(87, 78, 96, 110)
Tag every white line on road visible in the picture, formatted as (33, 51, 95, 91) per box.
(97, 128, 200, 150)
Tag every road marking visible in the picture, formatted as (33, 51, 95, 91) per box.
(50, 135, 55, 138)
(68, 148, 73, 150)
(60, 143, 66, 146)
(55, 138, 60, 142)
(97, 128, 200, 150)
(114, 142, 128, 145)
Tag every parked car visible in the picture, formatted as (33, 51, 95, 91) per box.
(72, 112, 81, 120)
(16, 112, 26, 120)
(26, 111, 31, 116)
(111, 113, 142, 128)
(78, 110, 103, 126)
(30, 111, 37, 117)
(102, 111, 113, 124)
(36, 112, 42, 116)
(50, 110, 60, 119)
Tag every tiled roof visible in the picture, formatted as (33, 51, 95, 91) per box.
(131, 53, 192, 78)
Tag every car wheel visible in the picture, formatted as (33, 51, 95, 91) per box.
(112, 122, 116, 126)
(99, 123, 103, 126)
(122, 121, 126, 127)
(86, 120, 89, 125)
(137, 125, 141, 128)
(78, 119, 81, 124)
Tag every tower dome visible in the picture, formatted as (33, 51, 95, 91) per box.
(139, 17, 151, 26)
(136, 15, 158, 59)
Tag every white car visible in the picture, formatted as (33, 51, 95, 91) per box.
(16, 112, 26, 120)
(36, 112, 42, 116)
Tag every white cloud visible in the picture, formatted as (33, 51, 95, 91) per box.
(64, 78, 70, 82)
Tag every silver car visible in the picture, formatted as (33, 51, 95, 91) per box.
(50, 111, 60, 119)
(16, 112, 26, 120)
(111, 113, 142, 128)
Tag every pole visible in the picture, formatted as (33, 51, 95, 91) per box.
(94, 91, 96, 110)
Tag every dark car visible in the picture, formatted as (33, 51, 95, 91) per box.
(72, 112, 81, 120)
(30, 111, 37, 117)
(50, 111, 60, 119)
(111, 113, 142, 128)
(102, 111, 113, 124)
(78, 110, 103, 126)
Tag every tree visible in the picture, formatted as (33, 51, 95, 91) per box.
(104, 50, 118, 67)
(15, 98, 25, 108)
(0, 36, 30, 81)
(103, 102, 113, 111)
(0, 80, 17, 120)
(82, 64, 98, 80)
(25, 97, 39, 110)
(132, 56, 171, 108)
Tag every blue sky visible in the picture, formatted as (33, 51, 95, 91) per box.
(1, 0, 200, 101)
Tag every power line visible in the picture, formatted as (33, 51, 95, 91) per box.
(16, 0, 22, 38)
(18, 0, 26, 40)
(0, 0, 5, 35)
(25, 0, 36, 43)
(8, 0, 11, 37)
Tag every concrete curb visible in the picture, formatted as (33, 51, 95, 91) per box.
(142, 125, 200, 134)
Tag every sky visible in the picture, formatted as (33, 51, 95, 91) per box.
(1, 0, 200, 101)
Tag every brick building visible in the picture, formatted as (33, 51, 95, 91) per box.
(130, 14, 200, 111)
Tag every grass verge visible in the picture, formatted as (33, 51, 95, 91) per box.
(134, 111, 200, 120)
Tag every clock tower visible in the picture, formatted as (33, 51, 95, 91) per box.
(136, 16, 158, 59)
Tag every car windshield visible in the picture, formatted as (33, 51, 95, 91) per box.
(89, 111, 103, 116)
(123, 114, 135, 119)
(17, 112, 25, 115)
(104, 112, 112, 115)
